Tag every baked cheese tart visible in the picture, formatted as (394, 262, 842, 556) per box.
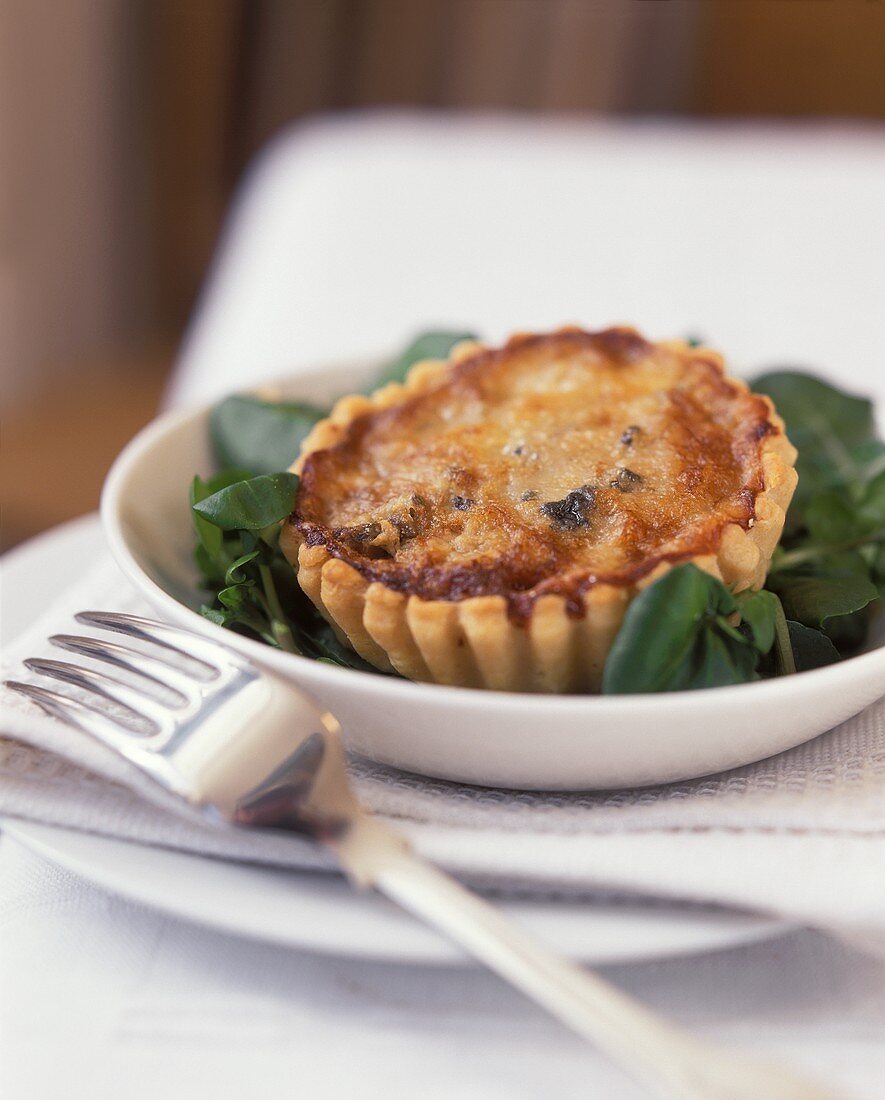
(280, 327, 798, 692)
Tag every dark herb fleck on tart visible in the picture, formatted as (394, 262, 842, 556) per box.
(540, 486, 597, 531)
(334, 522, 382, 545)
(610, 468, 644, 492)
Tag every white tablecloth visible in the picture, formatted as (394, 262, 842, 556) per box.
(3, 113, 885, 1099)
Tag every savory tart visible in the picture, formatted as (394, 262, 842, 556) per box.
(280, 327, 798, 692)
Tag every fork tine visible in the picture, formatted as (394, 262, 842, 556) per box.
(49, 635, 192, 703)
(4, 679, 153, 748)
(74, 612, 223, 680)
(22, 659, 163, 733)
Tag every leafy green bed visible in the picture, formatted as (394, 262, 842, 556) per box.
(190, 333, 884, 693)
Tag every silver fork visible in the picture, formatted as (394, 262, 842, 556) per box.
(6, 611, 834, 1100)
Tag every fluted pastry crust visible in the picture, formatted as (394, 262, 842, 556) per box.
(280, 327, 798, 692)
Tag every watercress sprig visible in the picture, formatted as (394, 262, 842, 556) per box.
(210, 396, 326, 476)
(602, 565, 778, 693)
(753, 370, 884, 653)
(191, 469, 380, 669)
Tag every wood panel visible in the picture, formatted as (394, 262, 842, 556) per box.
(694, 0, 885, 117)
(2, 348, 172, 551)
(139, 0, 243, 333)
(347, 0, 454, 106)
(235, 0, 347, 156)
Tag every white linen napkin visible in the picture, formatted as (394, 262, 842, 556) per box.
(3, 550, 884, 952)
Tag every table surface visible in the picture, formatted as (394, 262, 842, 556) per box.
(4, 113, 885, 1100)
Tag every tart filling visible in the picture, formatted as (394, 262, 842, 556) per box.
(280, 327, 798, 691)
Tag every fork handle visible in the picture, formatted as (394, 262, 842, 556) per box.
(357, 843, 833, 1100)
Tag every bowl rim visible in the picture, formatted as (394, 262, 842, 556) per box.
(101, 364, 885, 715)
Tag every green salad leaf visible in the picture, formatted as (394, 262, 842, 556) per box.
(751, 371, 878, 507)
(190, 469, 379, 668)
(752, 368, 884, 656)
(210, 395, 326, 476)
(193, 472, 300, 531)
(190, 470, 253, 582)
(733, 588, 779, 654)
(766, 554, 879, 628)
(602, 565, 771, 694)
(371, 330, 478, 389)
(873, 544, 885, 597)
(190, 471, 299, 651)
(787, 621, 841, 672)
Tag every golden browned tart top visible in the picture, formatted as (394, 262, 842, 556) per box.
(289, 327, 787, 621)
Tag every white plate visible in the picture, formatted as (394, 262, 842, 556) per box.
(1, 516, 793, 966)
(101, 358, 885, 791)
(3, 817, 790, 967)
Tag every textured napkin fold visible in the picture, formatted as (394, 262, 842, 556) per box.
(2, 549, 884, 950)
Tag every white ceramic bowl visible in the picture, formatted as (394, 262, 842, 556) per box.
(101, 359, 885, 791)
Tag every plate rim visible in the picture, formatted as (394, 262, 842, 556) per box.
(2, 816, 795, 967)
(1, 515, 795, 966)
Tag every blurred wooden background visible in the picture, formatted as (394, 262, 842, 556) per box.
(3, 0, 885, 549)
(143, 0, 885, 339)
